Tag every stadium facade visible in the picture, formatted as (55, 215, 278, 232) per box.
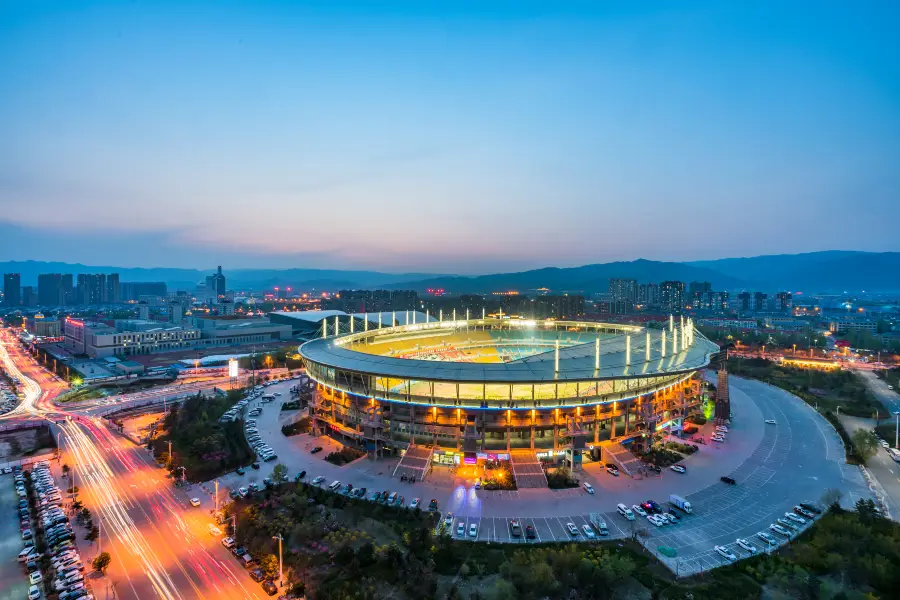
(298, 312, 718, 469)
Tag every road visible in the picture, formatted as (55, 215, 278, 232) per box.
(857, 369, 900, 415)
(0, 329, 269, 599)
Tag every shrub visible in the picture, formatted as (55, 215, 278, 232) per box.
(325, 446, 366, 466)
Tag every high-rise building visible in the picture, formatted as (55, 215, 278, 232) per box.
(753, 292, 768, 311)
(638, 283, 659, 306)
(38, 273, 67, 307)
(213, 266, 226, 298)
(106, 273, 120, 303)
(738, 292, 752, 312)
(76, 274, 107, 305)
(689, 281, 712, 308)
(608, 278, 638, 302)
(3, 273, 21, 307)
(62, 273, 74, 304)
(659, 281, 686, 312)
(22, 286, 37, 307)
(775, 291, 793, 312)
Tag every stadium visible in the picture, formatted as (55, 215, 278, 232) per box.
(298, 313, 719, 479)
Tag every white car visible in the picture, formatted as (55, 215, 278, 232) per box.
(456, 522, 465, 537)
(736, 538, 757, 554)
(770, 524, 791, 537)
(711, 435, 725, 443)
(582, 524, 596, 539)
(757, 531, 777, 546)
(469, 523, 478, 538)
(190, 498, 201, 507)
(670, 465, 686, 474)
(777, 518, 797, 530)
(312, 476, 325, 485)
(632, 505, 647, 518)
(566, 522, 579, 536)
(582, 482, 594, 494)
(647, 514, 664, 527)
(28, 584, 40, 600)
(785, 512, 806, 524)
(765, 419, 777, 425)
(714, 545, 737, 561)
(409, 498, 421, 509)
(29, 571, 42, 585)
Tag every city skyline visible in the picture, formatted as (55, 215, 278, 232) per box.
(1, 2, 899, 272)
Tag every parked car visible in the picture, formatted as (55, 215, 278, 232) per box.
(715, 545, 737, 561)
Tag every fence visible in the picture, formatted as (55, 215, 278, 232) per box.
(0, 449, 57, 471)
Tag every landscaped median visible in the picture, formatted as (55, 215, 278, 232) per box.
(149, 389, 254, 482)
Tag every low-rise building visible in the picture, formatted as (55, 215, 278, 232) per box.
(828, 319, 878, 334)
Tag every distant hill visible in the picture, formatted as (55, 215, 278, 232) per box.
(381, 259, 747, 294)
(687, 251, 900, 292)
(2, 251, 898, 294)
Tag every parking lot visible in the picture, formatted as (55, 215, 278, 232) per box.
(201, 374, 873, 575)
(0, 471, 29, 600)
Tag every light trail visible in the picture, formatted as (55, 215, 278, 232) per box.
(62, 418, 186, 599)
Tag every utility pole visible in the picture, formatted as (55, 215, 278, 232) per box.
(273, 534, 283, 588)
(895, 411, 899, 449)
(214, 480, 219, 514)
(168, 441, 172, 467)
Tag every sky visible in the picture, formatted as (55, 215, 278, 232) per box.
(1, 1, 899, 275)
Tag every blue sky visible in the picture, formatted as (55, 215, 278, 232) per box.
(1, 1, 898, 274)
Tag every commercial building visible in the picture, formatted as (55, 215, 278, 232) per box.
(828, 319, 878, 334)
(188, 314, 292, 348)
(3, 273, 21, 307)
(120, 281, 168, 302)
(26, 314, 62, 338)
(300, 315, 716, 470)
(64, 318, 201, 358)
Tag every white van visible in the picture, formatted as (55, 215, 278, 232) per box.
(617, 503, 635, 521)
(328, 480, 341, 491)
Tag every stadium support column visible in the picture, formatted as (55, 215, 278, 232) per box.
(322, 319, 327, 339)
(594, 337, 600, 370)
(594, 405, 600, 444)
(624, 402, 630, 435)
(378, 313, 382, 329)
(646, 332, 651, 361)
(625, 335, 631, 368)
(610, 403, 617, 440)
(661, 330, 666, 358)
(350, 315, 354, 333)
(506, 409, 511, 453)
(364, 314, 368, 332)
(392, 311, 396, 327)
(410, 405, 416, 446)
(553, 408, 559, 451)
(554, 340, 560, 373)
(530, 408, 535, 450)
(334, 316, 339, 337)
(406, 310, 409, 325)
(669, 314, 674, 332)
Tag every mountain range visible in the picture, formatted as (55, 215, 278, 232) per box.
(2, 251, 899, 294)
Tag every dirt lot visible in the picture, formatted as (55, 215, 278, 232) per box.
(0, 426, 57, 462)
(119, 412, 165, 444)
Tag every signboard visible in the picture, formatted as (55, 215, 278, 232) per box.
(228, 358, 239, 378)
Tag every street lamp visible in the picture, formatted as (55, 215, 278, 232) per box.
(272, 534, 283, 588)
(214, 480, 219, 514)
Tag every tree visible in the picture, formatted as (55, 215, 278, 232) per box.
(72, 499, 83, 512)
(260, 553, 279, 579)
(852, 429, 880, 463)
(272, 463, 288, 485)
(855, 498, 883, 524)
(85, 525, 99, 544)
(62, 464, 70, 476)
(92, 551, 111, 574)
(822, 488, 843, 510)
(77, 507, 92, 525)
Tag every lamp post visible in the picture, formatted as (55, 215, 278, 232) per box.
(273, 534, 283, 588)
(214, 480, 219, 514)
(894, 411, 899, 449)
